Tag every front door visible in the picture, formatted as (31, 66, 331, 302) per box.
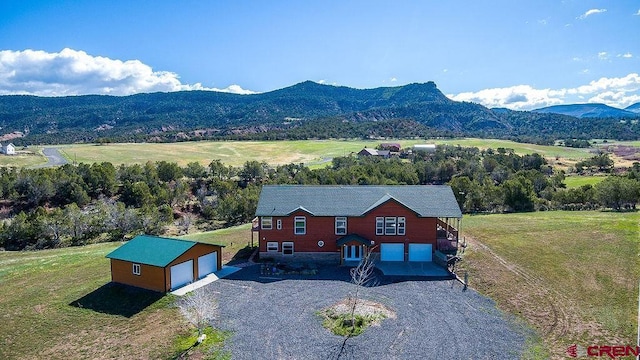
(344, 245, 362, 261)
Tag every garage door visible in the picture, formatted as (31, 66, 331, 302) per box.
(380, 243, 404, 262)
(170, 260, 194, 290)
(408, 244, 432, 262)
(198, 252, 218, 279)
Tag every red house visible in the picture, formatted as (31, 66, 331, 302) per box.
(254, 185, 462, 264)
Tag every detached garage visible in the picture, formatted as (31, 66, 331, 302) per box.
(106, 235, 223, 292)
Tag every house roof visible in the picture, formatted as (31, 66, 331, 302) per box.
(336, 234, 371, 246)
(358, 148, 378, 155)
(255, 185, 462, 218)
(106, 235, 202, 267)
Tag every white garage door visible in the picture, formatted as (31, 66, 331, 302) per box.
(198, 252, 218, 279)
(380, 243, 404, 262)
(170, 260, 194, 290)
(408, 244, 432, 262)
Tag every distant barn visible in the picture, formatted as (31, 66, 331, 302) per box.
(379, 143, 401, 152)
(358, 148, 390, 158)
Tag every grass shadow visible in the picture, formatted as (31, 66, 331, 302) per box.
(69, 282, 165, 318)
(226, 245, 256, 266)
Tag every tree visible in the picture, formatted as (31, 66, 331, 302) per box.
(501, 176, 536, 212)
(595, 176, 640, 210)
(184, 161, 208, 179)
(120, 181, 154, 208)
(156, 161, 183, 182)
(208, 159, 232, 180)
(177, 287, 218, 336)
(239, 160, 266, 183)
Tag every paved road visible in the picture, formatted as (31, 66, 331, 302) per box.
(205, 265, 528, 360)
(32, 148, 68, 168)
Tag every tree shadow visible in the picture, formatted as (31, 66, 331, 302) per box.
(69, 282, 165, 318)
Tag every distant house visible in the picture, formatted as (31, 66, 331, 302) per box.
(254, 185, 462, 264)
(106, 235, 224, 292)
(358, 148, 390, 158)
(413, 144, 437, 153)
(380, 143, 401, 152)
(1, 143, 16, 155)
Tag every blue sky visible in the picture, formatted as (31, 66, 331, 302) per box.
(1, 0, 639, 109)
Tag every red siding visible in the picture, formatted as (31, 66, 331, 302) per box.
(258, 200, 437, 254)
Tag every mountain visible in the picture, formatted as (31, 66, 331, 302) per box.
(532, 103, 639, 118)
(0, 81, 639, 144)
(625, 102, 640, 114)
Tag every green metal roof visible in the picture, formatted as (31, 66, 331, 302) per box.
(255, 185, 462, 218)
(106, 235, 198, 267)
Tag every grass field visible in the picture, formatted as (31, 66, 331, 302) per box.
(1, 211, 636, 358)
(49, 138, 594, 168)
(563, 175, 606, 188)
(0, 151, 46, 167)
(0, 224, 254, 360)
(460, 211, 639, 358)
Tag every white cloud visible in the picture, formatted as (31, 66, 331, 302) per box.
(597, 51, 608, 60)
(578, 8, 607, 20)
(390, 77, 397, 82)
(317, 79, 326, 84)
(448, 73, 640, 110)
(635, 9, 640, 16)
(211, 84, 256, 95)
(618, 53, 633, 58)
(0, 48, 256, 96)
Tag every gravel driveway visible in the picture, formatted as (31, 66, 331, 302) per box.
(207, 265, 528, 359)
(31, 147, 68, 168)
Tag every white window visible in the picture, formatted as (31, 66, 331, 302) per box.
(266, 242, 278, 252)
(397, 217, 406, 235)
(132, 263, 141, 276)
(335, 217, 347, 235)
(385, 217, 397, 235)
(282, 242, 294, 255)
(376, 217, 384, 235)
(276, 219, 282, 230)
(261, 217, 272, 230)
(294, 216, 306, 235)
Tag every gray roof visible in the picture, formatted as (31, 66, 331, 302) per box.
(255, 185, 462, 218)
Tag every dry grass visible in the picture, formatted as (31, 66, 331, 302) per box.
(48, 138, 595, 168)
(458, 211, 639, 359)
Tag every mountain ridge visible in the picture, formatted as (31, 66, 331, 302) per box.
(0, 81, 638, 144)
(533, 103, 639, 118)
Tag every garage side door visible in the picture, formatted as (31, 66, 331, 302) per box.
(198, 252, 218, 279)
(408, 244, 432, 262)
(170, 260, 194, 290)
(380, 243, 404, 262)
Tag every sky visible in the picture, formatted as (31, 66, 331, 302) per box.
(1, 0, 639, 110)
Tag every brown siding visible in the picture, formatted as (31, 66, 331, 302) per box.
(258, 200, 438, 254)
(110, 259, 166, 292)
(110, 243, 222, 293)
(163, 243, 223, 292)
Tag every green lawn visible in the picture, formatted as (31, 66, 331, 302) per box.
(49, 138, 592, 167)
(563, 175, 606, 188)
(0, 224, 254, 360)
(461, 211, 639, 357)
(181, 223, 255, 263)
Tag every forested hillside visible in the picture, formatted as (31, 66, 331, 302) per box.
(2, 81, 639, 145)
